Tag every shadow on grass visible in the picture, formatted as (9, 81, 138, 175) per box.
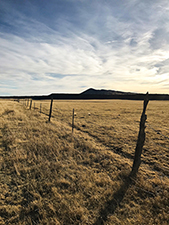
(93, 174, 133, 225)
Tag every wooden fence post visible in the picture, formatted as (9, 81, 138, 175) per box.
(48, 97, 53, 122)
(130, 92, 149, 176)
(29, 100, 32, 110)
(72, 109, 75, 133)
(27, 99, 29, 107)
(40, 103, 42, 113)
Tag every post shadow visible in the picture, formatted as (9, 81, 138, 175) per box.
(93, 93, 149, 224)
(93, 174, 133, 225)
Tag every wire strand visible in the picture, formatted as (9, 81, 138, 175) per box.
(146, 122, 169, 140)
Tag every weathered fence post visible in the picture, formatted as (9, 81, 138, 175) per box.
(27, 99, 29, 107)
(29, 100, 32, 110)
(72, 109, 75, 133)
(48, 97, 53, 122)
(40, 103, 42, 113)
(130, 92, 149, 176)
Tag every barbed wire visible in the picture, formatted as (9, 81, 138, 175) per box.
(146, 122, 169, 140)
(146, 138, 169, 151)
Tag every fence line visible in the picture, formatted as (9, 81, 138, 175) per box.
(18, 98, 169, 154)
(19, 99, 169, 152)
(17, 98, 169, 179)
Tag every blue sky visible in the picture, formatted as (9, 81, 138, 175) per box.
(0, 0, 169, 95)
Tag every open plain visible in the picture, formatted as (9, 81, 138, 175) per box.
(0, 99, 169, 224)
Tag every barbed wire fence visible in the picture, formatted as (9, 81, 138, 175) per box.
(18, 98, 169, 175)
(19, 97, 169, 138)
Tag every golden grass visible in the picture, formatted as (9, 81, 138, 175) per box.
(0, 99, 169, 224)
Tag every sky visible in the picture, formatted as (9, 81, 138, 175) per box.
(0, 0, 169, 96)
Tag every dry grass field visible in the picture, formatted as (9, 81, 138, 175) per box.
(0, 99, 169, 224)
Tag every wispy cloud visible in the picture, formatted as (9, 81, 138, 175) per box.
(0, 0, 169, 95)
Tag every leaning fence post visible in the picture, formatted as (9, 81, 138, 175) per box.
(130, 92, 149, 176)
(48, 97, 53, 122)
(29, 100, 32, 110)
(72, 109, 75, 133)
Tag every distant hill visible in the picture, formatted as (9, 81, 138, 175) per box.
(40, 88, 169, 100)
(80, 88, 134, 95)
(1, 88, 169, 100)
(46, 88, 169, 100)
